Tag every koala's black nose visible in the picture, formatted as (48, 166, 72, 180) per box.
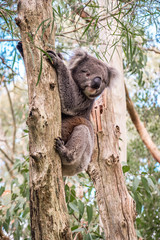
(91, 77, 101, 89)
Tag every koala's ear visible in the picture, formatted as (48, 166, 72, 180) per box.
(69, 49, 88, 70)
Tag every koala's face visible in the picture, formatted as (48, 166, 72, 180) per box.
(69, 51, 116, 99)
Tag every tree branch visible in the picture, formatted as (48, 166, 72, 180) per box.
(0, 57, 17, 75)
(4, 83, 16, 158)
(3, 160, 14, 178)
(0, 148, 14, 164)
(141, 46, 160, 55)
(125, 84, 160, 164)
(0, 39, 19, 42)
(61, 0, 136, 35)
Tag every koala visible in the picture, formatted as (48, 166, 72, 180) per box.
(46, 50, 116, 176)
(17, 42, 116, 176)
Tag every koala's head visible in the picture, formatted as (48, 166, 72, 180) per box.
(68, 50, 116, 99)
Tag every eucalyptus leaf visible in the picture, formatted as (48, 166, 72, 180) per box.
(87, 205, 93, 225)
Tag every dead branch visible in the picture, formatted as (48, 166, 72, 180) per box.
(125, 84, 160, 164)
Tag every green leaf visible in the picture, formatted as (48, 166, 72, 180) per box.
(36, 52, 43, 86)
(22, 207, 30, 218)
(81, 18, 94, 37)
(92, 231, 104, 238)
(132, 177, 140, 192)
(3, 221, 9, 233)
(23, 129, 29, 133)
(0, 10, 10, 32)
(78, 200, 84, 221)
(72, 227, 84, 233)
(41, 19, 51, 40)
(34, 18, 50, 38)
(58, 5, 61, 16)
(129, 36, 133, 59)
(87, 205, 93, 225)
(134, 192, 143, 214)
(11, 193, 18, 200)
(71, 225, 79, 231)
(141, 176, 150, 193)
(70, 189, 76, 202)
(146, 178, 155, 190)
(84, 233, 93, 240)
(69, 202, 79, 212)
(0, 186, 5, 196)
(122, 165, 130, 173)
(12, 48, 17, 69)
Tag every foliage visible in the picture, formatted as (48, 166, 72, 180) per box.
(126, 59, 160, 239)
(0, 0, 160, 239)
(0, 157, 30, 240)
(65, 173, 105, 239)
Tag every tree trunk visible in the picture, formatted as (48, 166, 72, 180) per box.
(89, 0, 137, 239)
(16, 0, 72, 239)
(89, 90, 137, 239)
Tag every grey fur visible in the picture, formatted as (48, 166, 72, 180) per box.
(46, 49, 116, 176)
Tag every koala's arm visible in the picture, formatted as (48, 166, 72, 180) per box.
(46, 51, 88, 116)
(17, 44, 89, 116)
(55, 124, 94, 176)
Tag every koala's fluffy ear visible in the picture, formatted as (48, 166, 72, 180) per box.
(69, 49, 88, 70)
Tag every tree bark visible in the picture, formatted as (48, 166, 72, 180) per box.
(89, 90, 137, 239)
(16, 0, 72, 239)
(97, 0, 127, 163)
(89, 0, 137, 239)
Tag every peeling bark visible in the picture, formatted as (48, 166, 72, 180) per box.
(16, 0, 72, 239)
(89, 90, 137, 239)
(125, 85, 160, 164)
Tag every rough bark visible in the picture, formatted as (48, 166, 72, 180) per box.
(16, 0, 72, 239)
(89, 0, 137, 239)
(89, 90, 137, 239)
(125, 85, 160, 164)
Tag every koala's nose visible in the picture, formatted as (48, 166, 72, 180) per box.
(91, 77, 101, 89)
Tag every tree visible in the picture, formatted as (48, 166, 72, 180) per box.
(15, 0, 72, 239)
(86, 1, 137, 238)
(0, 0, 160, 239)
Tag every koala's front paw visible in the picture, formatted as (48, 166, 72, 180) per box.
(54, 137, 65, 153)
(46, 50, 59, 67)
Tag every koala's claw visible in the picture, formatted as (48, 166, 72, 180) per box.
(54, 137, 65, 151)
(45, 50, 58, 66)
(46, 50, 57, 57)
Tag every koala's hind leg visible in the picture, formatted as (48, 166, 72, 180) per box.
(55, 124, 94, 176)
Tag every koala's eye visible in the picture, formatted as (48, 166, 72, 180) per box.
(81, 69, 87, 73)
